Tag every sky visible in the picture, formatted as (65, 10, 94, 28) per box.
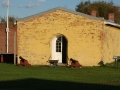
(0, 0, 120, 18)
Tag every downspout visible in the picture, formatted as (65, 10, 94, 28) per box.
(6, 0, 9, 53)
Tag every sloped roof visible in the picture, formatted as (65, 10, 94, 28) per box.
(17, 6, 120, 28)
(104, 20, 120, 28)
(17, 6, 104, 21)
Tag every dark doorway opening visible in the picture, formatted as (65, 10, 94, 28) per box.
(62, 36, 68, 64)
(0, 54, 14, 64)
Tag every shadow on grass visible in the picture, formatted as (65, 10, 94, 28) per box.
(0, 78, 120, 90)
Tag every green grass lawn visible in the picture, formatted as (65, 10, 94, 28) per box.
(0, 63, 120, 90)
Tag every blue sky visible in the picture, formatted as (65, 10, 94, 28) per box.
(0, 0, 120, 18)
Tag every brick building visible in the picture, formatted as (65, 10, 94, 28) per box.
(16, 7, 120, 66)
(12, 7, 120, 66)
(0, 23, 17, 63)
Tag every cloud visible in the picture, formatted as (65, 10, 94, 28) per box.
(0, 0, 12, 7)
(19, 0, 46, 8)
(37, 0, 46, 2)
(19, 2, 40, 8)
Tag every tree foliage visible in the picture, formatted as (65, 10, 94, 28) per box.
(0, 16, 16, 23)
(0, 17, 6, 23)
(75, 0, 120, 24)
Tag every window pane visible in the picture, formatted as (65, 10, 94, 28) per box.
(56, 36, 62, 52)
(56, 48, 58, 52)
(59, 43, 61, 45)
(59, 48, 61, 52)
(58, 37, 61, 41)
(59, 46, 61, 48)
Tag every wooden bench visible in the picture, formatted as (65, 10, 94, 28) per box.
(48, 60, 59, 67)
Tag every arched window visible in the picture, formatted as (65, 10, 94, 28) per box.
(56, 37, 62, 52)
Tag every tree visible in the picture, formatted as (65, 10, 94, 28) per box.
(75, 0, 120, 24)
(0, 17, 6, 23)
(0, 16, 16, 23)
(9, 16, 15, 23)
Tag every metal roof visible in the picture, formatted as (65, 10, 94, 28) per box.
(17, 6, 120, 28)
(17, 6, 104, 21)
(104, 20, 120, 28)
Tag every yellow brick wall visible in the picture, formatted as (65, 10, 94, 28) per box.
(17, 10, 119, 66)
(102, 25, 120, 64)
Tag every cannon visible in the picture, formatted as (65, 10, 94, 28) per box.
(68, 58, 82, 68)
(18, 56, 31, 66)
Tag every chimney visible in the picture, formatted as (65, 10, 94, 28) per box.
(108, 13, 114, 22)
(91, 10, 97, 17)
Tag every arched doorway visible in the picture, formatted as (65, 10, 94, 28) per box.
(52, 35, 68, 64)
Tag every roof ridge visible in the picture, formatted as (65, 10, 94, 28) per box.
(16, 6, 120, 28)
(17, 6, 104, 21)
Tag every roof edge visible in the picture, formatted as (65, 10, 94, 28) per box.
(104, 20, 120, 28)
(16, 6, 120, 29)
(17, 6, 104, 21)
